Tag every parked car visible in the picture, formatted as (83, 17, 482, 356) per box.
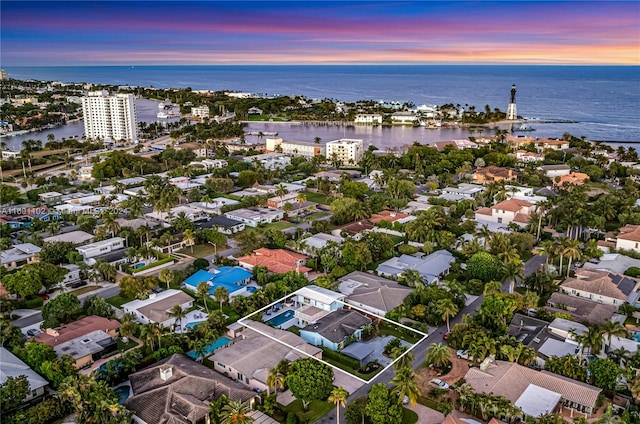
(70, 281, 87, 289)
(429, 379, 450, 389)
(443, 331, 451, 340)
(26, 329, 41, 337)
(37, 293, 50, 300)
(456, 350, 471, 360)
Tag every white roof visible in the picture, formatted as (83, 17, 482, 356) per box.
(0, 347, 48, 390)
(548, 317, 588, 336)
(43, 230, 94, 245)
(295, 285, 345, 305)
(538, 338, 578, 359)
(515, 384, 562, 417)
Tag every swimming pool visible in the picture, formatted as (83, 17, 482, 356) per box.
(114, 386, 130, 404)
(266, 310, 295, 327)
(185, 321, 204, 330)
(246, 286, 257, 293)
(187, 337, 232, 359)
(132, 263, 145, 269)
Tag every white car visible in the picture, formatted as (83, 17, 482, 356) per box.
(457, 349, 471, 360)
(430, 378, 450, 389)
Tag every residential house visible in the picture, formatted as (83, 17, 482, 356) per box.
(78, 165, 93, 181)
(439, 183, 485, 201)
(536, 138, 570, 150)
(183, 267, 253, 298)
(338, 271, 413, 317)
(558, 269, 640, 307)
(61, 264, 82, 285)
(538, 164, 571, 178)
(333, 220, 375, 239)
(243, 152, 291, 170)
(237, 248, 311, 276)
(615, 224, 640, 253)
(369, 210, 411, 225)
(0, 347, 49, 405)
(390, 111, 418, 125)
(546, 292, 617, 324)
(516, 150, 544, 163)
(210, 322, 322, 393)
(77, 237, 125, 259)
(474, 198, 535, 228)
(203, 215, 245, 235)
(247, 106, 263, 115)
(554, 172, 589, 187)
(354, 113, 383, 124)
(169, 176, 203, 191)
(126, 354, 257, 424)
(145, 205, 207, 224)
(299, 309, 372, 351)
(34, 316, 121, 369)
(38, 191, 63, 205)
(464, 360, 601, 417)
(473, 166, 518, 184)
(200, 159, 228, 169)
(434, 140, 478, 151)
(43, 230, 94, 246)
(299, 233, 344, 257)
(294, 285, 346, 326)
(281, 140, 326, 159)
(1, 243, 41, 271)
(584, 253, 640, 274)
(377, 250, 455, 284)
(122, 290, 194, 328)
(224, 208, 284, 227)
(191, 105, 210, 119)
(189, 198, 240, 215)
(266, 192, 301, 209)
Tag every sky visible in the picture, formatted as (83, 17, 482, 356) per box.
(1, 1, 639, 66)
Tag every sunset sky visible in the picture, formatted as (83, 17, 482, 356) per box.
(2, 1, 638, 66)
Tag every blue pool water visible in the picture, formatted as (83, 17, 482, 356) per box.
(187, 337, 232, 359)
(186, 321, 204, 330)
(266, 310, 295, 327)
(246, 286, 257, 293)
(632, 331, 640, 342)
(133, 263, 145, 269)
(114, 386, 130, 405)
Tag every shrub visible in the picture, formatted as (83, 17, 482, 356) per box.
(625, 267, 640, 278)
(397, 244, 419, 255)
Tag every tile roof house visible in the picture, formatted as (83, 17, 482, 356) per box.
(237, 248, 311, 276)
(615, 224, 640, 253)
(464, 360, 602, 417)
(559, 269, 640, 307)
(554, 172, 589, 187)
(0, 347, 49, 405)
(299, 309, 372, 351)
(122, 290, 194, 328)
(0, 243, 41, 271)
(546, 292, 617, 324)
(126, 354, 258, 424)
(376, 250, 455, 284)
(333, 220, 375, 239)
(369, 210, 410, 224)
(474, 198, 534, 228)
(338, 271, 413, 317)
(210, 322, 321, 393)
(473, 166, 518, 184)
(35, 315, 121, 346)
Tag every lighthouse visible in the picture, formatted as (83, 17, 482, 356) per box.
(506, 84, 517, 120)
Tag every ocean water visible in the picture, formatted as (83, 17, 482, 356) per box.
(4, 65, 639, 148)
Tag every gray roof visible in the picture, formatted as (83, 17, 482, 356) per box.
(0, 243, 41, 265)
(301, 309, 371, 343)
(546, 292, 616, 324)
(561, 269, 638, 300)
(127, 354, 256, 424)
(0, 347, 49, 391)
(508, 313, 548, 345)
(583, 253, 640, 275)
(208, 215, 244, 228)
(43, 230, 94, 245)
(339, 271, 412, 313)
(341, 342, 374, 361)
(539, 164, 571, 171)
(376, 250, 454, 281)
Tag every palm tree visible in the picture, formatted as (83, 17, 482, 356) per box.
(391, 345, 415, 370)
(628, 373, 640, 401)
(214, 286, 229, 310)
(536, 239, 555, 266)
(197, 281, 211, 313)
(425, 343, 451, 368)
(275, 183, 288, 202)
(483, 280, 502, 295)
(47, 220, 61, 236)
(563, 239, 582, 277)
(102, 212, 121, 238)
(390, 367, 421, 406)
(477, 224, 492, 248)
(158, 268, 174, 290)
(119, 313, 137, 339)
(599, 321, 628, 348)
(183, 229, 196, 253)
(436, 297, 459, 332)
(399, 269, 422, 288)
(167, 304, 187, 332)
(266, 367, 285, 395)
(220, 400, 254, 424)
(502, 258, 524, 294)
(328, 386, 349, 423)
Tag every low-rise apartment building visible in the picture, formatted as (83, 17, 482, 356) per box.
(77, 237, 125, 259)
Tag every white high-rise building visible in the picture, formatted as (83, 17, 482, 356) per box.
(82, 91, 138, 142)
(325, 139, 364, 165)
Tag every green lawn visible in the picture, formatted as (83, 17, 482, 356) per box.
(68, 285, 101, 296)
(378, 322, 422, 344)
(116, 338, 139, 351)
(304, 191, 333, 205)
(246, 115, 286, 122)
(260, 221, 294, 231)
(304, 212, 330, 222)
(402, 407, 419, 424)
(106, 293, 134, 308)
(282, 399, 334, 423)
(178, 243, 220, 258)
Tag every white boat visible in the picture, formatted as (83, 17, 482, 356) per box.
(158, 102, 165, 110)
(157, 112, 168, 119)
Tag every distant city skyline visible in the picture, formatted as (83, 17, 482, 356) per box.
(1, 1, 638, 66)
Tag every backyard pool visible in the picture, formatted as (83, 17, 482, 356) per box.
(187, 337, 232, 359)
(132, 263, 145, 269)
(246, 286, 257, 293)
(266, 310, 295, 327)
(185, 321, 204, 330)
(114, 386, 130, 404)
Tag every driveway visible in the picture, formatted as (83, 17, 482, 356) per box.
(406, 403, 444, 424)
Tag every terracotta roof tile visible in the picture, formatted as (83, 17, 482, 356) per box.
(617, 224, 640, 242)
(34, 316, 121, 347)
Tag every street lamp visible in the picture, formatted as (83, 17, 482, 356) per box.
(208, 242, 217, 263)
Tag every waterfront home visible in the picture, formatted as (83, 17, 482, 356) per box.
(183, 267, 253, 297)
(516, 150, 545, 163)
(376, 250, 455, 284)
(614, 224, 640, 253)
(473, 165, 518, 184)
(1, 243, 41, 271)
(34, 316, 121, 369)
(338, 271, 413, 317)
(325, 139, 364, 164)
(538, 164, 571, 177)
(474, 198, 535, 228)
(354, 113, 383, 124)
(237, 248, 311, 276)
(224, 207, 284, 227)
(0, 347, 49, 405)
(210, 322, 322, 393)
(434, 140, 478, 151)
(390, 111, 418, 125)
(122, 290, 194, 328)
(464, 359, 601, 418)
(558, 269, 639, 307)
(281, 140, 326, 159)
(126, 354, 258, 424)
(300, 309, 371, 351)
(77, 237, 125, 259)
